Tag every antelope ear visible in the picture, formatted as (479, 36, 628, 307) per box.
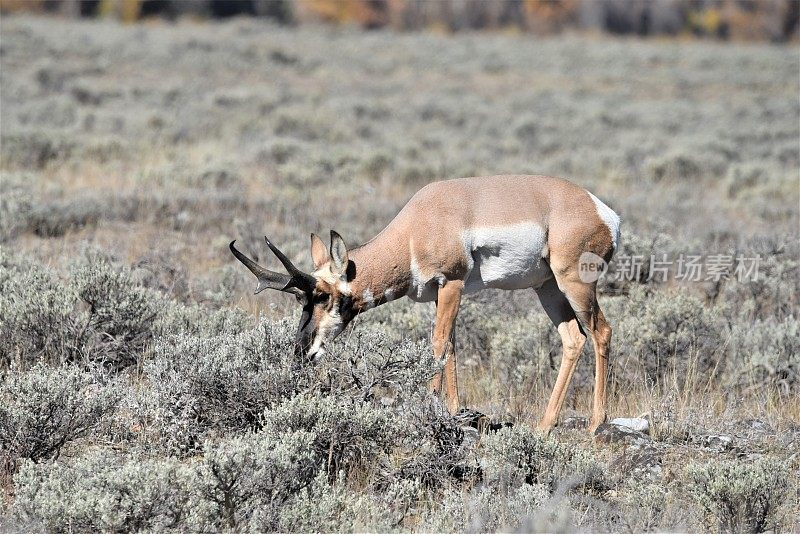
(329, 230, 349, 275)
(310, 233, 329, 270)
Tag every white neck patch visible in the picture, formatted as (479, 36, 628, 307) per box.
(362, 288, 375, 309)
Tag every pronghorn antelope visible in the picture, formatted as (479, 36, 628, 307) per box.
(230, 175, 620, 432)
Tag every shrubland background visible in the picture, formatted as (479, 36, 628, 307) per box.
(1, 13, 798, 532)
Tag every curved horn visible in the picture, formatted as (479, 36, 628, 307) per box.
(230, 240, 294, 294)
(264, 236, 316, 288)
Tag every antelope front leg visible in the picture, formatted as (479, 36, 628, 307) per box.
(430, 280, 463, 414)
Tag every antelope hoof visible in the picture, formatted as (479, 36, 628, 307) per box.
(589, 415, 608, 434)
(446, 398, 461, 416)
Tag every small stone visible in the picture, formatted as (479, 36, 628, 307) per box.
(610, 417, 650, 434)
(594, 423, 651, 446)
(743, 419, 770, 433)
(611, 447, 662, 480)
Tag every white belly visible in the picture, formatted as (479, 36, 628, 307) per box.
(462, 222, 551, 293)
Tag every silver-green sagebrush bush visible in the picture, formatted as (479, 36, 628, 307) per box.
(727, 316, 800, 392)
(485, 312, 561, 391)
(12, 451, 194, 533)
(719, 241, 799, 322)
(0, 259, 82, 368)
(482, 426, 605, 495)
(607, 286, 723, 388)
(0, 248, 162, 370)
(686, 457, 790, 533)
(194, 431, 318, 531)
(261, 393, 399, 478)
(70, 251, 161, 369)
(420, 482, 553, 533)
(619, 480, 671, 532)
(0, 366, 119, 473)
(0, 174, 34, 242)
(155, 301, 253, 338)
(140, 318, 300, 456)
(276, 471, 388, 533)
(12, 432, 320, 532)
(0, 247, 253, 371)
(0, 132, 75, 170)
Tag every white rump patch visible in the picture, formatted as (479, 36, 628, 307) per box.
(462, 222, 550, 293)
(588, 192, 621, 252)
(383, 288, 396, 302)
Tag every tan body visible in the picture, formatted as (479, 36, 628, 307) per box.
(232, 175, 620, 433)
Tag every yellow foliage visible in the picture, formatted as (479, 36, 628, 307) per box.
(689, 8, 723, 35)
(297, 0, 385, 26)
(99, 0, 141, 23)
(0, 0, 46, 12)
(523, 0, 580, 33)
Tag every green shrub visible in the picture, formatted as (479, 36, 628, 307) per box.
(279, 473, 419, 532)
(70, 251, 161, 369)
(194, 431, 318, 531)
(645, 148, 727, 183)
(0, 133, 74, 170)
(27, 197, 103, 238)
(686, 457, 790, 533)
(421, 483, 568, 533)
(141, 318, 300, 455)
(598, 231, 679, 295)
(11, 431, 319, 533)
(155, 301, 253, 337)
(486, 312, 561, 391)
(728, 316, 800, 392)
(0, 175, 34, 242)
(720, 243, 799, 321)
(318, 329, 439, 404)
(312, 330, 473, 487)
(482, 426, 605, 495)
(261, 392, 399, 477)
(0, 366, 119, 474)
(0, 249, 166, 370)
(12, 451, 194, 533)
(0, 262, 81, 368)
(619, 481, 670, 532)
(610, 286, 723, 387)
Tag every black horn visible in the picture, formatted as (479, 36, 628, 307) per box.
(264, 237, 305, 278)
(263, 236, 317, 289)
(229, 239, 314, 295)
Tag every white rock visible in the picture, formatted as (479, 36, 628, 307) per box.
(610, 417, 650, 434)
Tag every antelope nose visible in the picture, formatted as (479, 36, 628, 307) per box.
(307, 347, 326, 362)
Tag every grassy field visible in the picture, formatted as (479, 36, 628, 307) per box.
(1, 15, 798, 532)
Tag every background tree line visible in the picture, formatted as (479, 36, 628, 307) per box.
(2, 0, 798, 42)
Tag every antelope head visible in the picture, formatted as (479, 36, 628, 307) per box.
(229, 231, 356, 360)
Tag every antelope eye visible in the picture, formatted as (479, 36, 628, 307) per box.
(315, 293, 330, 305)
